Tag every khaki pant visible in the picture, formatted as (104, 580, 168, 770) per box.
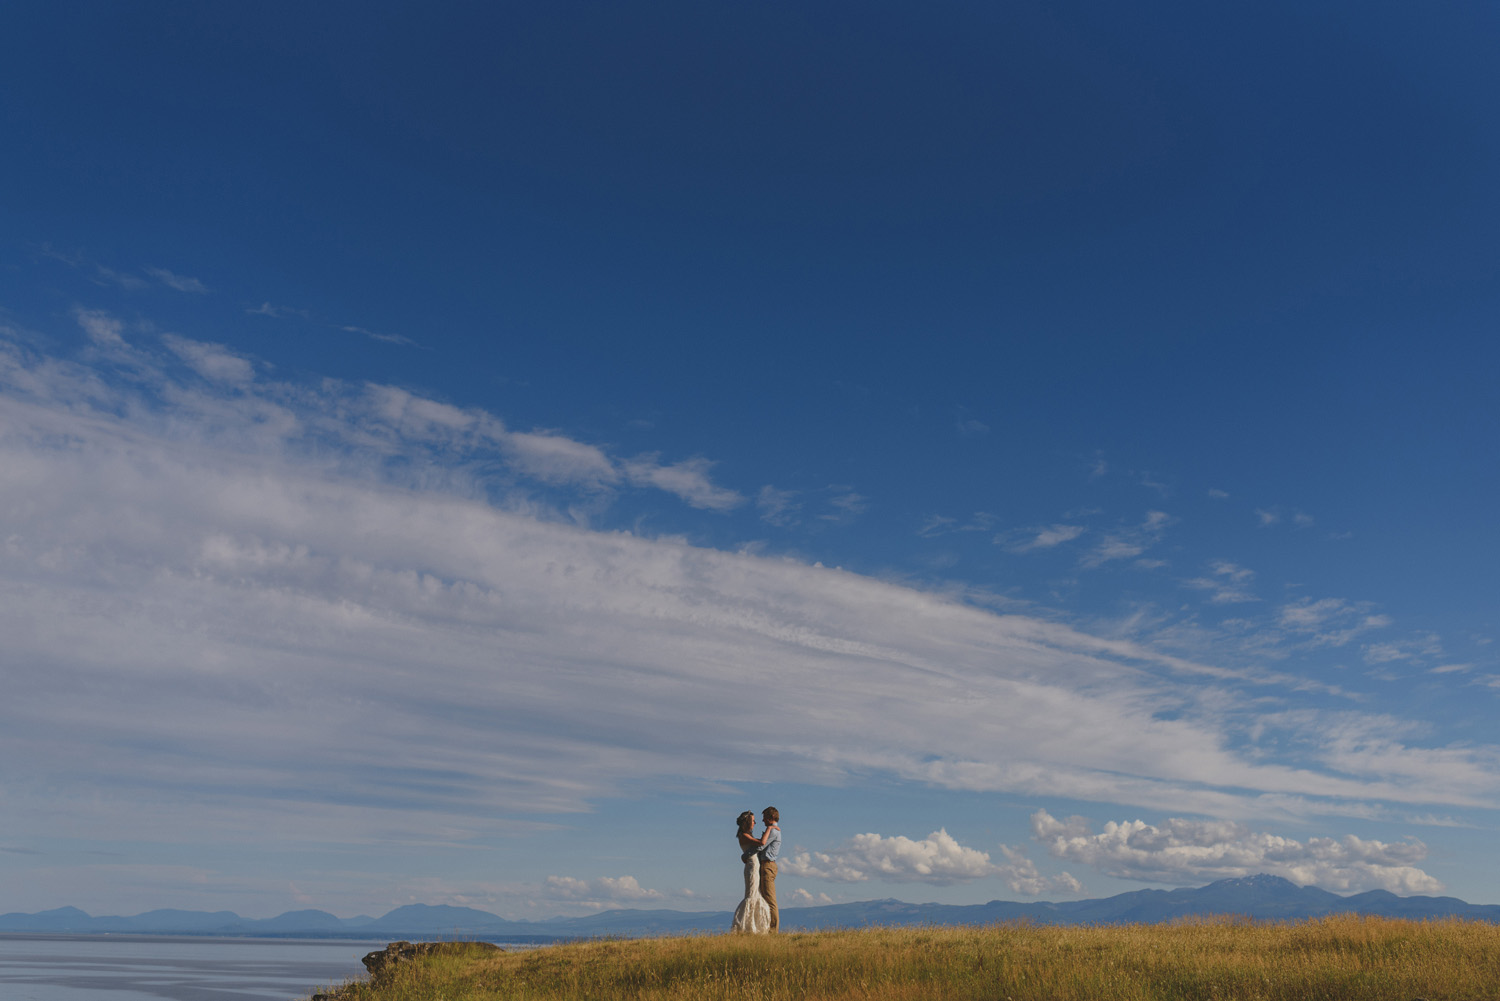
(759, 860, 778, 932)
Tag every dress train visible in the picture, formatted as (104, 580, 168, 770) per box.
(730, 854, 772, 934)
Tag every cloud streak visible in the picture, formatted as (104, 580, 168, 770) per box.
(2, 326, 1498, 868)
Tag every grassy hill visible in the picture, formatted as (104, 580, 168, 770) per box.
(314, 915, 1500, 1001)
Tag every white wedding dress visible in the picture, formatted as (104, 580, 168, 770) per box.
(730, 853, 772, 934)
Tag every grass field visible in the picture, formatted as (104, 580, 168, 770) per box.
(319, 915, 1500, 1001)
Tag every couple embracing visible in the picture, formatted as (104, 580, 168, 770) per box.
(730, 806, 780, 934)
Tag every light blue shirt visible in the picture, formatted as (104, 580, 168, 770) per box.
(760, 823, 781, 863)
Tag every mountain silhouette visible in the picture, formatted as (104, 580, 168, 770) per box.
(2, 876, 1495, 939)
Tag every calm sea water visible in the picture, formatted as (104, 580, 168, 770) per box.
(0, 935, 391, 1001)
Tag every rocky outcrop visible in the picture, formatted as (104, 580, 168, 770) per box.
(360, 940, 504, 982)
(308, 940, 505, 999)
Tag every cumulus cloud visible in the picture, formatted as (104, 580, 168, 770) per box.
(997, 846, 1084, 896)
(783, 831, 1079, 895)
(2, 331, 1499, 864)
(789, 888, 834, 906)
(1031, 810, 1442, 894)
(784, 830, 997, 884)
(543, 874, 664, 907)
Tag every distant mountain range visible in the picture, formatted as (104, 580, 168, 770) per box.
(3, 876, 1497, 941)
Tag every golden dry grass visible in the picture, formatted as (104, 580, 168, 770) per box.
(321, 915, 1500, 1001)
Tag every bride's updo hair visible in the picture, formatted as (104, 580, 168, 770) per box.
(736, 810, 755, 836)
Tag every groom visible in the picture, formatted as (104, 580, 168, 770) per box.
(758, 806, 781, 932)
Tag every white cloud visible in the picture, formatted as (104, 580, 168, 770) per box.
(1256, 508, 1280, 527)
(784, 830, 997, 884)
(1183, 560, 1258, 604)
(921, 513, 995, 539)
(94, 266, 149, 290)
(1081, 511, 1173, 568)
(145, 267, 210, 294)
(623, 455, 743, 510)
(1207, 488, 1229, 499)
(1031, 810, 1442, 894)
(543, 874, 664, 908)
(342, 324, 415, 346)
(1277, 597, 1390, 648)
(2, 333, 1499, 864)
(996, 846, 1083, 896)
(73, 307, 125, 346)
(1008, 524, 1085, 553)
(789, 888, 833, 906)
(1086, 540, 1140, 564)
(503, 430, 618, 488)
(784, 831, 1078, 895)
(918, 514, 956, 538)
(247, 302, 309, 319)
(757, 485, 801, 526)
(821, 490, 868, 523)
(1363, 633, 1443, 666)
(162, 335, 254, 383)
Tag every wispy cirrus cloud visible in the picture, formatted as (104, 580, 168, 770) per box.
(3, 321, 1498, 877)
(757, 485, 801, 526)
(342, 324, 416, 347)
(623, 454, 743, 511)
(1005, 523, 1086, 553)
(1182, 561, 1258, 605)
(247, 302, 310, 319)
(820, 489, 868, 524)
(93, 265, 150, 290)
(162, 334, 254, 383)
(145, 267, 210, 294)
(1278, 597, 1391, 648)
(73, 306, 126, 346)
(1080, 511, 1173, 568)
(918, 512, 995, 539)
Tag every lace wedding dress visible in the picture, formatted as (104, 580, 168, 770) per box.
(730, 853, 772, 933)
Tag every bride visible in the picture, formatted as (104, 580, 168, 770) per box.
(730, 810, 772, 934)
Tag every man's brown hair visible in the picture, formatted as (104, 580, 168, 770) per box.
(763, 806, 779, 823)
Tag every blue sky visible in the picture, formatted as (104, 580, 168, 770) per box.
(2, 2, 1498, 919)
